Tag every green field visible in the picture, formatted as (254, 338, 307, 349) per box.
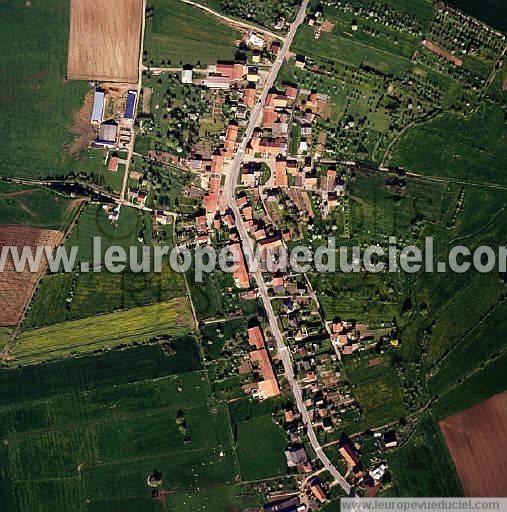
(235, 414, 287, 481)
(293, 24, 411, 77)
(64, 204, 150, 264)
(345, 358, 406, 428)
(0, 0, 87, 179)
(348, 171, 446, 243)
(386, 414, 463, 496)
(401, 184, 506, 361)
(0, 328, 12, 351)
(24, 203, 187, 328)
(390, 105, 507, 185)
(431, 351, 507, 421)
(0, 343, 201, 406)
(313, 270, 401, 328)
(13, 298, 194, 365)
(0, 182, 81, 230)
(145, 0, 240, 66)
(23, 273, 73, 329)
(197, 0, 297, 31)
(0, 345, 240, 511)
(25, 263, 188, 329)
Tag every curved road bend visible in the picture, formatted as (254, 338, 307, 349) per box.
(223, 0, 351, 494)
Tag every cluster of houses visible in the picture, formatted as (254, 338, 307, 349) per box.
(337, 431, 396, 494)
(330, 318, 399, 356)
(261, 475, 330, 511)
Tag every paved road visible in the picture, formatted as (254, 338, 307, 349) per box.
(222, 0, 351, 494)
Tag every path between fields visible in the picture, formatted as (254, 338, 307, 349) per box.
(176, 0, 285, 41)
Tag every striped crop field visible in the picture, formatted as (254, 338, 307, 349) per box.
(12, 297, 194, 365)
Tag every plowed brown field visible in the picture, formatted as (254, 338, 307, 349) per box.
(439, 391, 507, 497)
(0, 225, 63, 326)
(67, 0, 143, 83)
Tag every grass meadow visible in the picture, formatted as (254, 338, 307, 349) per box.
(386, 414, 463, 496)
(293, 24, 411, 77)
(345, 357, 406, 428)
(0, 344, 240, 512)
(0, 0, 87, 179)
(0, 182, 81, 231)
(390, 105, 507, 185)
(235, 414, 287, 481)
(144, 0, 240, 66)
(63, 204, 149, 264)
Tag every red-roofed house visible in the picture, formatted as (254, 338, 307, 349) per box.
(229, 243, 249, 289)
(285, 85, 298, 100)
(216, 62, 245, 80)
(108, 156, 119, 172)
(243, 85, 256, 107)
(248, 326, 265, 350)
(262, 106, 277, 129)
(211, 153, 225, 173)
(275, 158, 288, 187)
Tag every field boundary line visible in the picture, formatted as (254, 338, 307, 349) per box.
(2, 399, 221, 442)
(2, 199, 89, 359)
(176, 0, 285, 41)
(0, 370, 208, 412)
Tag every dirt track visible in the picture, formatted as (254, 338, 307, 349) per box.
(67, 0, 143, 83)
(439, 392, 507, 497)
(0, 226, 63, 326)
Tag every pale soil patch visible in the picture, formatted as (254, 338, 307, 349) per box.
(67, 0, 143, 83)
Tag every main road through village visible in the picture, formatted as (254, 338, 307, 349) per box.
(223, 0, 352, 495)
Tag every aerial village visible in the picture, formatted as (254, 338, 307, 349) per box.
(88, 21, 402, 507)
(80, 6, 487, 508)
(130, 28, 400, 507)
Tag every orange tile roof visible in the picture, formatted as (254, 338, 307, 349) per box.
(285, 86, 298, 100)
(233, 63, 246, 79)
(230, 243, 249, 288)
(250, 348, 280, 398)
(108, 156, 119, 172)
(248, 326, 265, 350)
(262, 106, 277, 128)
(209, 175, 221, 194)
(211, 154, 225, 173)
(203, 194, 218, 213)
(215, 63, 233, 76)
(275, 158, 287, 187)
(310, 483, 327, 503)
(225, 124, 238, 142)
(243, 86, 256, 107)
(223, 140, 235, 157)
(422, 39, 462, 66)
(242, 205, 253, 221)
